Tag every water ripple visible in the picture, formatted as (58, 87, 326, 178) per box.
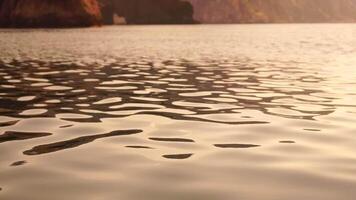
(1, 25, 356, 200)
(23, 129, 142, 155)
(0, 59, 338, 125)
(0, 131, 52, 143)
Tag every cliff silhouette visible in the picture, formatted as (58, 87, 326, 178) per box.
(188, 0, 356, 23)
(2, 0, 356, 28)
(0, 0, 196, 27)
(100, 0, 196, 24)
(0, 0, 102, 28)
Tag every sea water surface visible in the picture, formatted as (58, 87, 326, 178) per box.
(0, 24, 356, 200)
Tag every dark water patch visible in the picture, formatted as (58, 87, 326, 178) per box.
(214, 144, 260, 149)
(0, 131, 52, 144)
(241, 116, 252, 119)
(304, 128, 321, 132)
(149, 137, 195, 143)
(23, 129, 142, 155)
(0, 120, 19, 127)
(138, 111, 269, 125)
(10, 160, 27, 167)
(163, 153, 193, 160)
(0, 99, 28, 110)
(279, 140, 296, 144)
(0, 108, 12, 114)
(125, 145, 154, 149)
(59, 124, 74, 128)
(57, 117, 96, 123)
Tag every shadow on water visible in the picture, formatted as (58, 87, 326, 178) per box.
(23, 129, 142, 155)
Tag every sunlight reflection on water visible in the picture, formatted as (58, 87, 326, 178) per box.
(0, 24, 356, 200)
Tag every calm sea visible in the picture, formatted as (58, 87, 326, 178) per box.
(0, 24, 356, 200)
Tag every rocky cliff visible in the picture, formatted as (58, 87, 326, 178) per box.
(100, 0, 196, 24)
(0, 0, 102, 28)
(188, 0, 356, 23)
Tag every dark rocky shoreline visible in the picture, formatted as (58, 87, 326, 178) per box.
(0, 0, 102, 28)
(0, 0, 196, 28)
(2, 0, 356, 28)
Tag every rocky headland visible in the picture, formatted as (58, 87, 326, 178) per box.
(0, 0, 102, 28)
